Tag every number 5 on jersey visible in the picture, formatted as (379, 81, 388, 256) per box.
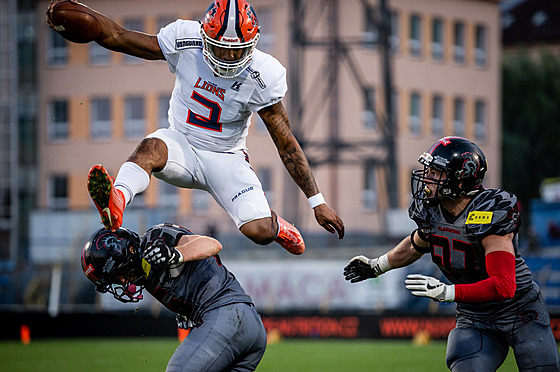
(187, 91, 222, 131)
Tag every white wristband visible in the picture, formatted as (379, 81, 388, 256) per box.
(176, 249, 184, 263)
(307, 193, 326, 208)
(377, 253, 393, 273)
(444, 285, 455, 302)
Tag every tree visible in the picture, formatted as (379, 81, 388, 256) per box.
(502, 49, 560, 232)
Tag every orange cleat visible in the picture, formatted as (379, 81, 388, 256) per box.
(87, 164, 125, 231)
(274, 215, 305, 255)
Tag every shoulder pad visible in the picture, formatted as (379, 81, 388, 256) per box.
(140, 223, 194, 253)
(248, 50, 286, 89)
(409, 198, 429, 222)
(408, 199, 432, 236)
(466, 189, 520, 236)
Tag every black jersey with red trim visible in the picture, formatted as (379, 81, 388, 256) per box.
(408, 189, 536, 312)
(138, 223, 252, 324)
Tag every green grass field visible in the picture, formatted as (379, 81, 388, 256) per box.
(0, 338, 523, 372)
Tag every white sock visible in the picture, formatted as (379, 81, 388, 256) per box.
(114, 162, 150, 205)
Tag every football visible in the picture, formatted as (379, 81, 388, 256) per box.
(49, 1, 100, 44)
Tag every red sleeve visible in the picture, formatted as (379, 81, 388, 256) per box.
(454, 251, 516, 303)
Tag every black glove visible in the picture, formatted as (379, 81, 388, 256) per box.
(144, 239, 183, 266)
(343, 255, 386, 283)
(176, 314, 195, 329)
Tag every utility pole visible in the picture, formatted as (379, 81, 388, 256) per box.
(327, 0, 340, 212)
(379, 0, 398, 209)
(287, 0, 398, 226)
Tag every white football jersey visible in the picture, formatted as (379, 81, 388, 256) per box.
(157, 20, 287, 152)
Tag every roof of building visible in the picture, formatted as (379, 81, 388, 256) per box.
(502, 0, 560, 45)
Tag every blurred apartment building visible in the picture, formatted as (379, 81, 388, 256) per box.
(7, 0, 501, 266)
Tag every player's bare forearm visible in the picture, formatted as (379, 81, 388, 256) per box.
(280, 147, 319, 196)
(259, 102, 345, 238)
(387, 235, 424, 268)
(46, 0, 164, 60)
(175, 235, 222, 262)
(259, 102, 319, 197)
(95, 19, 164, 60)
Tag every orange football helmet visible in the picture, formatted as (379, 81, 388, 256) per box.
(201, 0, 260, 78)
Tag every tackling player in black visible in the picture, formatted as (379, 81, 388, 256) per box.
(344, 137, 560, 371)
(82, 223, 266, 372)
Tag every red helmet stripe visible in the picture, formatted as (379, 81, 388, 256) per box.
(428, 136, 465, 154)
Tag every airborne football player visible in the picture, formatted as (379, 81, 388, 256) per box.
(46, 0, 345, 256)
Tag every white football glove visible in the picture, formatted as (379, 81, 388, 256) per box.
(404, 274, 455, 302)
(343, 254, 392, 283)
(144, 239, 183, 266)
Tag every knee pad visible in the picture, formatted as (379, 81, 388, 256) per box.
(147, 129, 198, 188)
(231, 196, 271, 229)
(153, 160, 197, 188)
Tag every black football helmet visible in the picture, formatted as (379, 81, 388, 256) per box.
(411, 136, 487, 204)
(81, 227, 146, 303)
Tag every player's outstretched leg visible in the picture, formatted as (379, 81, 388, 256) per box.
(87, 164, 125, 231)
(275, 215, 305, 255)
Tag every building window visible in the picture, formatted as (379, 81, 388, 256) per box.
(363, 6, 377, 50)
(48, 99, 69, 141)
(49, 175, 68, 210)
(453, 98, 465, 136)
(363, 161, 378, 211)
(431, 95, 443, 137)
(475, 25, 487, 67)
(158, 94, 171, 129)
(90, 98, 112, 140)
(363, 87, 376, 130)
(409, 92, 421, 135)
(257, 7, 275, 53)
(431, 18, 444, 61)
(409, 14, 422, 57)
(474, 100, 486, 141)
(389, 11, 400, 54)
(124, 96, 145, 139)
(89, 42, 111, 65)
(453, 22, 465, 64)
(123, 19, 144, 64)
(257, 167, 274, 207)
(191, 189, 210, 213)
(46, 29, 67, 66)
(158, 180, 178, 208)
